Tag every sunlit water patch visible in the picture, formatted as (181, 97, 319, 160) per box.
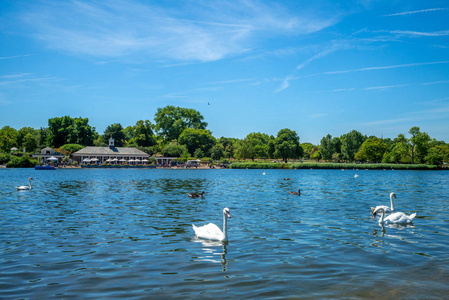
(1, 168, 448, 299)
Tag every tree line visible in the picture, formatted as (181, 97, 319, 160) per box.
(0, 105, 448, 167)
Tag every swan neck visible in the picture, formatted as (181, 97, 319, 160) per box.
(223, 213, 228, 239)
(29, 178, 32, 189)
(390, 194, 395, 211)
(379, 210, 385, 223)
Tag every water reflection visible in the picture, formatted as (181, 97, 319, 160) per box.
(192, 238, 228, 272)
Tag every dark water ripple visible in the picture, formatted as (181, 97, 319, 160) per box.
(1, 168, 449, 299)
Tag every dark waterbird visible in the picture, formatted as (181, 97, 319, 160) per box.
(188, 191, 205, 198)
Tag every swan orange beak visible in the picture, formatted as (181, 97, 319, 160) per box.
(226, 212, 231, 218)
(372, 213, 376, 220)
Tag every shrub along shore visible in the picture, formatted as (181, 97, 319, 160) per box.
(230, 162, 440, 170)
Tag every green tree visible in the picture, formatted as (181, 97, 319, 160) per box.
(415, 131, 430, 163)
(128, 120, 157, 147)
(0, 126, 18, 152)
(210, 143, 225, 160)
(311, 147, 321, 162)
(235, 132, 271, 161)
(154, 106, 208, 142)
(408, 126, 420, 164)
(178, 128, 216, 157)
(48, 116, 96, 147)
(341, 130, 366, 162)
(425, 147, 443, 166)
(103, 123, 126, 147)
(161, 143, 189, 157)
(37, 127, 50, 149)
(61, 144, 84, 154)
(301, 143, 315, 160)
(320, 134, 334, 161)
(273, 128, 303, 163)
(67, 117, 96, 146)
(16, 127, 37, 150)
(355, 137, 387, 163)
(22, 133, 38, 153)
(48, 116, 74, 147)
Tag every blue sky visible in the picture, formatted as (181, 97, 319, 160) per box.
(1, 0, 448, 144)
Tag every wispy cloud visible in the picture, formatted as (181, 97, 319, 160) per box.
(208, 78, 256, 85)
(384, 8, 449, 17)
(0, 73, 59, 86)
(365, 84, 410, 90)
(323, 61, 449, 75)
(381, 30, 449, 37)
(21, 0, 337, 63)
(0, 54, 33, 60)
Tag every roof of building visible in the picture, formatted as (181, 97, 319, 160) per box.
(73, 146, 149, 156)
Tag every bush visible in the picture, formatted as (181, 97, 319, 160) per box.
(0, 153, 10, 164)
(6, 154, 37, 168)
(230, 162, 439, 170)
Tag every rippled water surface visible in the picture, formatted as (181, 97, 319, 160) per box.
(1, 168, 449, 299)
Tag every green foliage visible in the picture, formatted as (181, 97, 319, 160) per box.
(231, 162, 438, 170)
(161, 143, 189, 157)
(320, 134, 334, 161)
(61, 144, 84, 154)
(235, 132, 272, 160)
(0, 153, 10, 164)
(103, 123, 126, 147)
(48, 116, 95, 147)
(311, 147, 321, 162)
(6, 154, 37, 168)
(301, 143, 314, 159)
(127, 120, 157, 147)
(0, 126, 18, 152)
(273, 128, 303, 163)
(194, 148, 205, 158)
(230, 162, 291, 169)
(355, 137, 387, 163)
(341, 130, 366, 161)
(154, 105, 207, 142)
(178, 128, 216, 157)
(210, 143, 225, 160)
(425, 147, 444, 167)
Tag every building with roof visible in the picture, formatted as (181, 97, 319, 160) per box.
(72, 137, 150, 164)
(32, 147, 64, 164)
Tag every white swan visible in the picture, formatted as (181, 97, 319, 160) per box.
(371, 192, 396, 214)
(17, 177, 33, 190)
(372, 207, 416, 225)
(192, 208, 231, 242)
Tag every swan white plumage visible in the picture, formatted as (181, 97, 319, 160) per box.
(371, 192, 396, 214)
(372, 207, 416, 225)
(17, 177, 33, 190)
(192, 208, 231, 241)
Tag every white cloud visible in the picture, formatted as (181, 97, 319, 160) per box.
(384, 8, 448, 17)
(21, 0, 337, 62)
(384, 30, 449, 37)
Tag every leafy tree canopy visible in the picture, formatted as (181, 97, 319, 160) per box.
(154, 106, 207, 142)
(178, 128, 216, 157)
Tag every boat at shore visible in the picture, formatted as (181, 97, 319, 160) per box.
(35, 165, 57, 170)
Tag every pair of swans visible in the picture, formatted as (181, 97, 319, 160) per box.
(371, 192, 416, 225)
(17, 177, 33, 190)
(193, 208, 231, 242)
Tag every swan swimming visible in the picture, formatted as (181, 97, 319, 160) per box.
(192, 208, 231, 242)
(371, 192, 396, 214)
(17, 177, 33, 190)
(372, 207, 416, 225)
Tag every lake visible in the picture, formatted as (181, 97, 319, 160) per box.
(1, 168, 448, 299)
